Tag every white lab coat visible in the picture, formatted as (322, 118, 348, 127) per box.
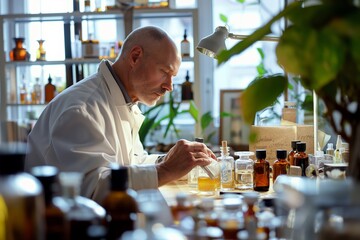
(25, 60, 159, 203)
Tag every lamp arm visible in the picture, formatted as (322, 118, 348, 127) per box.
(228, 33, 279, 42)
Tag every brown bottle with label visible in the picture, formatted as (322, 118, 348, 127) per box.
(288, 140, 300, 165)
(45, 74, 56, 103)
(273, 149, 290, 183)
(102, 165, 138, 240)
(293, 142, 309, 176)
(253, 149, 270, 192)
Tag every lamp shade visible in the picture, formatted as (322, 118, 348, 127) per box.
(196, 26, 229, 58)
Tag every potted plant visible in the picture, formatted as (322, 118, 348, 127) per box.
(217, 0, 360, 179)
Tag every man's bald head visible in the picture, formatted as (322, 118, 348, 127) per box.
(119, 26, 176, 57)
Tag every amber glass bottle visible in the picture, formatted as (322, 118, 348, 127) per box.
(253, 149, 270, 192)
(293, 142, 309, 176)
(288, 140, 300, 165)
(31, 166, 66, 240)
(45, 74, 56, 103)
(273, 149, 290, 183)
(170, 192, 193, 225)
(102, 165, 138, 240)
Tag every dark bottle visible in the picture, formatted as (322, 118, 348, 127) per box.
(293, 142, 309, 176)
(253, 149, 270, 192)
(31, 166, 66, 240)
(0, 143, 45, 240)
(56, 172, 105, 240)
(181, 70, 193, 101)
(45, 74, 56, 103)
(288, 140, 300, 165)
(273, 149, 290, 183)
(102, 165, 138, 240)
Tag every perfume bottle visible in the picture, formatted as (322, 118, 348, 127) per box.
(288, 140, 300, 165)
(45, 74, 57, 103)
(181, 70, 193, 101)
(180, 29, 190, 57)
(253, 149, 270, 192)
(36, 39, 46, 61)
(234, 151, 254, 190)
(32, 77, 42, 104)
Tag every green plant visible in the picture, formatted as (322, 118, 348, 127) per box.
(217, 0, 360, 179)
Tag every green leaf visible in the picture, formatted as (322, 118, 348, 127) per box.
(236, 0, 246, 3)
(217, 1, 302, 64)
(240, 75, 287, 124)
(220, 14, 228, 24)
(189, 100, 199, 122)
(257, 48, 265, 60)
(200, 111, 213, 132)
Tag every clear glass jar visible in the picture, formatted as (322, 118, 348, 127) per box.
(197, 159, 220, 195)
(234, 151, 254, 190)
(219, 143, 234, 191)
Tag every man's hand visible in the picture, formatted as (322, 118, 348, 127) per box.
(156, 139, 217, 186)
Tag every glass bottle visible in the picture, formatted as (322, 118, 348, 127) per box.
(288, 140, 300, 165)
(45, 74, 57, 103)
(180, 29, 190, 57)
(31, 166, 66, 240)
(19, 75, 27, 104)
(56, 172, 105, 240)
(218, 194, 244, 239)
(170, 192, 193, 225)
(102, 165, 138, 240)
(188, 137, 202, 187)
(273, 149, 290, 183)
(334, 135, 343, 163)
(234, 151, 254, 190)
(9, 37, 29, 61)
(243, 192, 259, 239)
(32, 77, 42, 104)
(181, 70, 193, 101)
(36, 39, 46, 61)
(197, 198, 218, 227)
(0, 143, 45, 240)
(253, 149, 270, 192)
(293, 142, 309, 176)
(219, 140, 234, 191)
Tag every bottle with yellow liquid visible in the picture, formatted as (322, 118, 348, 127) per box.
(219, 140, 234, 191)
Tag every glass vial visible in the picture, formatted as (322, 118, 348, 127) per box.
(334, 135, 343, 163)
(288, 140, 300, 165)
(234, 151, 254, 190)
(272, 149, 290, 183)
(102, 165, 138, 240)
(180, 29, 190, 57)
(253, 149, 270, 192)
(293, 142, 309, 176)
(326, 143, 334, 156)
(32, 77, 42, 104)
(198, 158, 220, 195)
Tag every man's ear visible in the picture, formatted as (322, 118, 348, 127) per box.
(129, 46, 143, 66)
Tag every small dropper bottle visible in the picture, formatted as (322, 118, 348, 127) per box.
(334, 135, 343, 163)
(218, 140, 234, 191)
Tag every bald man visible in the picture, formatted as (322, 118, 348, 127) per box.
(25, 26, 216, 202)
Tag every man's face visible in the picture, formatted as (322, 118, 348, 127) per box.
(129, 40, 181, 106)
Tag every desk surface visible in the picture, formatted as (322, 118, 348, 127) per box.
(159, 180, 276, 206)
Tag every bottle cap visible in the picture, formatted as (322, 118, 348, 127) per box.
(291, 140, 301, 150)
(296, 142, 306, 152)
(276, 149, 287, 159)
(110, 164, 129, 191)
(256, 149, 266, 159)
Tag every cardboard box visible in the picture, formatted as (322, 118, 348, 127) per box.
(249, 125, 314, 165)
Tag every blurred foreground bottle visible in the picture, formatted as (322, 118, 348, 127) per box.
(102, 165, 138, 240)
(55, 172, 106, 240)
(31, 166, 66, 240)
(0, 143, 45, 240)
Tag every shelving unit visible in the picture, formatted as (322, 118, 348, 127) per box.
(0, 7, 199, 142)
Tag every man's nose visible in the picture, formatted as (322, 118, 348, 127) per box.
(162, 76, 173, 92)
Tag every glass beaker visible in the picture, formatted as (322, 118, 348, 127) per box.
(197, 159, 220, 195)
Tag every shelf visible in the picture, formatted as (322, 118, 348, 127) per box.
(7, 103, 47, 107)
(0, 8, 196, 23)
(5, 57, 194, 66)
